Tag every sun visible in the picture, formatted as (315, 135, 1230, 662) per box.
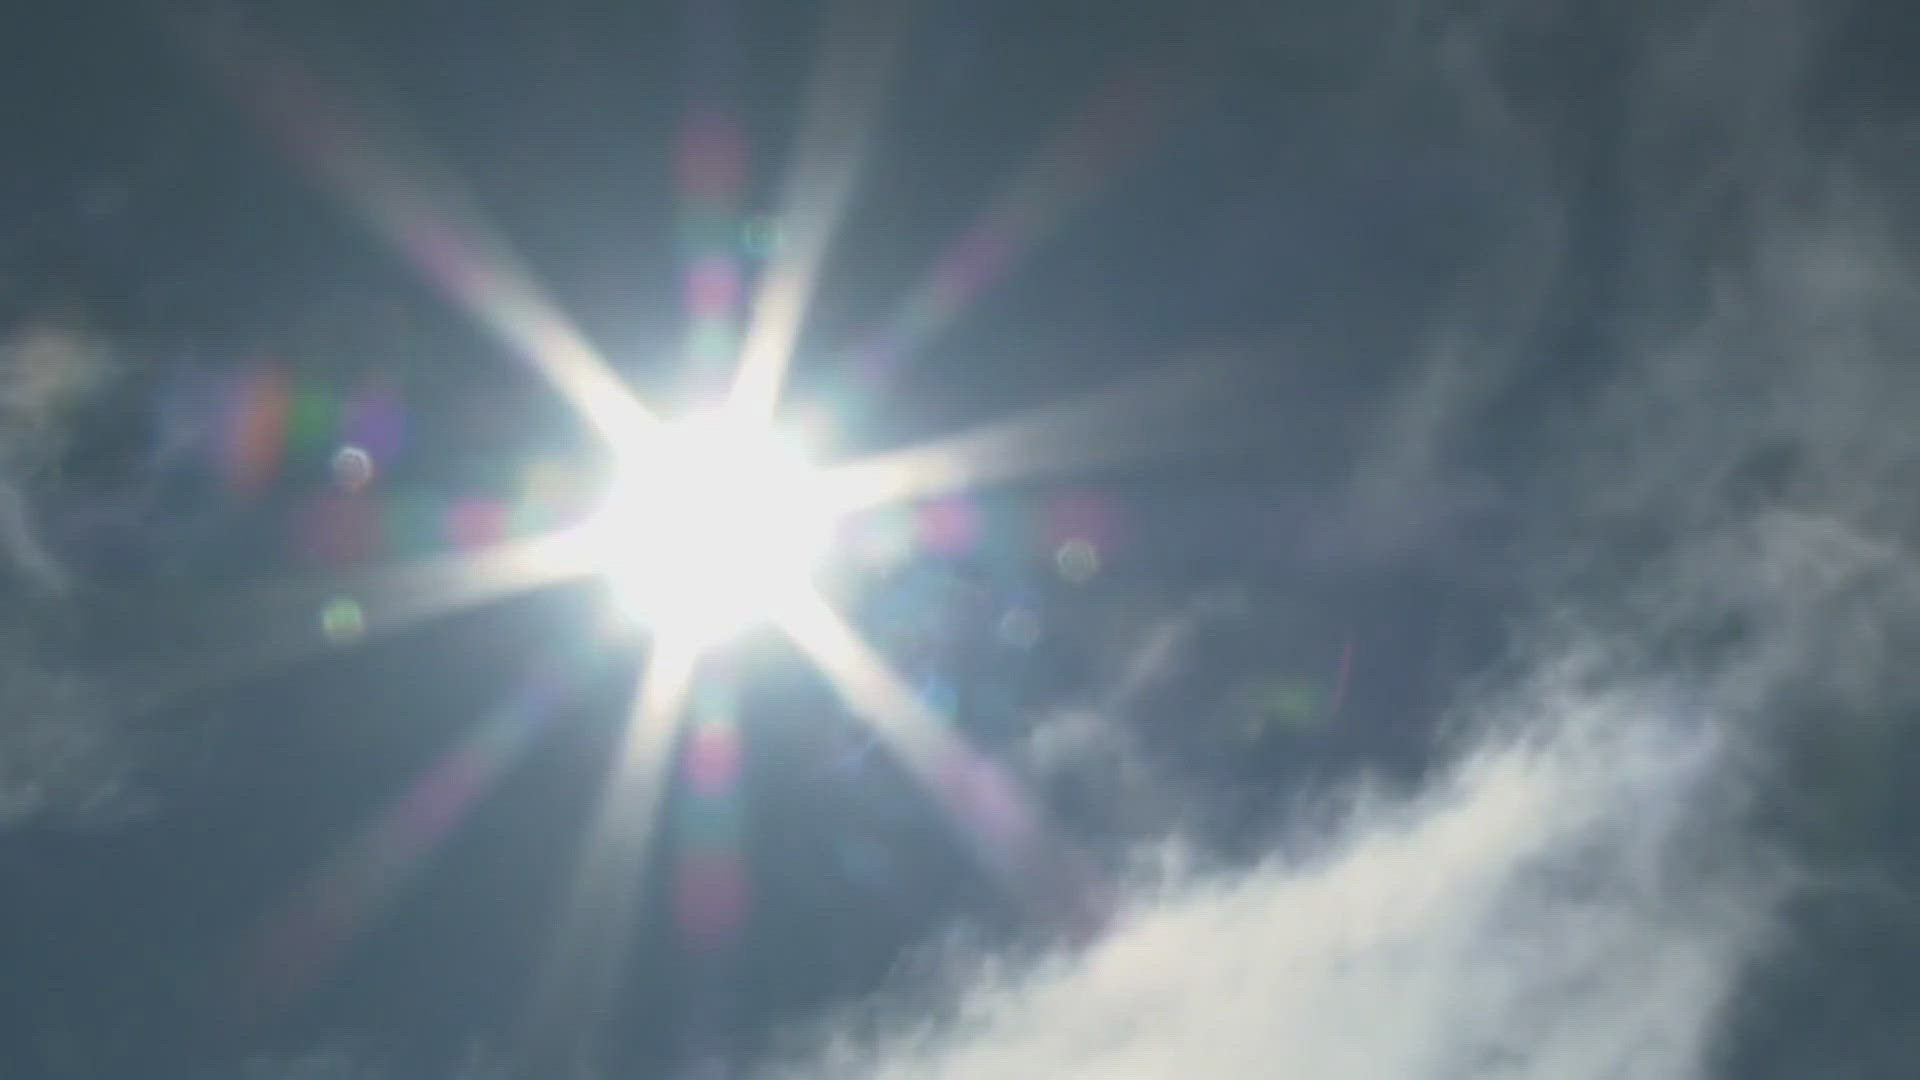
(581, 407, 841, 645)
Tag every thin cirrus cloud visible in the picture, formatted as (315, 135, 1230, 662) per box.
(762, 3, 1920, 1078)
(0, 321, 134, 827)
(0, 321, 113, 593)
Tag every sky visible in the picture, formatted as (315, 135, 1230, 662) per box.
(6, 0, 1920, 1077)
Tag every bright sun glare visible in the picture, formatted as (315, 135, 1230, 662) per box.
(232, 8, 1117, 1047)
(584, 408, 840, 645)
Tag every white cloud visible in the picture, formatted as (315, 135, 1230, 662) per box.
(772, 678, 1777, 1080)
(0, 321, 113, 593)
(762, 3, 1920, 1077)
(0, 320, 133, 826)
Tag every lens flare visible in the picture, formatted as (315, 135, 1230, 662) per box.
(585, 410, 841, 644)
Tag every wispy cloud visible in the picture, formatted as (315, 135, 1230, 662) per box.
(773, 692, 1777, 1080)
(0, 320, 133, 826)
(0, 634, 132, 827)
(0, 321, 113, 593)
(760, 2, 1920, 1078)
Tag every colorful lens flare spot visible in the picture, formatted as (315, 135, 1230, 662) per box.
(688, 255, 740, 317)
(919, 496, 979, 555)
(673, 852, 749, 949)
(224, 363, 292, 496)
(320, 597, 366, 644)
(289, 386, 339, 462)
(685, 723, 742, 797)
(1054, 538, 1100, 582)
(331, 445, 375, 491)
(213, 363, 408, 502)
(344, 382, 405, 461)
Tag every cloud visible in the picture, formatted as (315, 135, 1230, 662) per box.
(236, 1046, 393, 1080)
(0, 634, 134, 827)
(772, 688, 1777, 1080)
(0, 319, 135, 826)
(0, 320, 114, 592)
(759, 3, 1920, 1079)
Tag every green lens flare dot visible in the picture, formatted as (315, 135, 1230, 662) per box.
(320, 597, 367, 644)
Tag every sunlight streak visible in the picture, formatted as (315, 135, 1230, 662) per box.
(837, 61, 1181, 399)
(820, 353, 1247, 510)
(777, 590, 1097, 927)
(728, 0, 906, 420)
(321, 528, 603, 633)
(522, 637, 699, 1066)
(130, 529, 602, 723)
(237, 653, 598, 1021)
(194, 15, 654, 439)
(669, 670, 753, 1071)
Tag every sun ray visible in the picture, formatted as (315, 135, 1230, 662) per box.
(819, 351, 1249, 511)
(667, 669, 753, 1070)
(776, 589, 1097, 926)
(521, 636, 700, 1067)
(233, 651, 601, 1023)
(129, 528, 603, 722)
(190, 14, 654, 439)
(312, 527, 603, 634)
(727, 0, 907, 421)
(833, 60, 1182, 404)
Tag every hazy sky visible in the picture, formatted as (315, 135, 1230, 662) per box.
(6, 1, 1920, 1077)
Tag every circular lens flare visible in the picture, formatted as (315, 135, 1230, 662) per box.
(586, 409, 837, 644)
